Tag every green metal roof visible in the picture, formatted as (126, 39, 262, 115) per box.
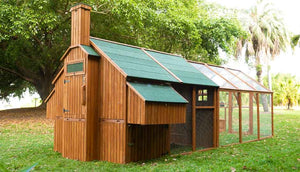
(81, 45, 99, 56)
(90, 38, 179, 83)
(146, 50, 218, 87)
(128, 82, 188, 103)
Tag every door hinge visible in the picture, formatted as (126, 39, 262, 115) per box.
(64, 79, 71, 84)
(63, 108, 70, 113)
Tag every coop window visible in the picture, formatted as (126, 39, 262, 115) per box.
(67, 62, 83, 73)
(198, 89, 208, 102)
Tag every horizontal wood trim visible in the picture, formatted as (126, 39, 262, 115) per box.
(52, 67, 64, 85)
(126, 82, 145, 102)
(219, 88, 272, 94)
(44, 89, 55, 103)
(70, 4, 92, 11)
(99, 119, 125, 123)
(195, 106, 215, 109)
(59, 45, 81, 61)
(64, 118, 86, 122)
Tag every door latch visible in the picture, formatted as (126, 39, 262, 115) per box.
(63, 108, 70, 113)
(64, 79, 71, 84)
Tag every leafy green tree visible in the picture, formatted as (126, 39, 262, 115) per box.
(0, 0, 246, 103)
(264, 74, 300, 109)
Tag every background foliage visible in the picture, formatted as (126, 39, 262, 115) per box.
(264, 73, 300, 109)
(0, 0, 246, 101)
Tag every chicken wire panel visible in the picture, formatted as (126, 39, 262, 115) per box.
(219, 91, 240, 146)
(259, 93, 272, 138)
(196, 109, 214, 150)
(191, 63, 235, 89)
(241, 93, 258, 142)
(209, 66, 254, 91)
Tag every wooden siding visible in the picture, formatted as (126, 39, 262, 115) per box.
(99, 56, 126, 120)
(86, 56, 99, 160)
(126, 125, 169, 162)
(70, 4, 91, 46)
(62, 120, 86, 161)
(63, 75, 87, 119)
(46, 69, 64, 119)
(127, 85, 145, 124)
(46, 92, 56, 119)
(127, 85, 186, 125)
(54, 117, 63, 153)
(144, 102, 186, 124)
(65, 47, 87, 62)
(99, 121, 126, 164)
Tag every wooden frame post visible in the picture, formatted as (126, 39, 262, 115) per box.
(271, 93, 274, 136)
(192, 87, 196, 151)
(228, 92, 233, 133)
(213, 88, 217, 147)
(238, 92, 242, 143)
(249, 93, 254, 135)
(256, 93, 260, 140)
(216, 89, 220, 147)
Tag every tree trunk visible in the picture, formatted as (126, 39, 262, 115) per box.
(256, 64, 269, 112)
(33, 76, 53, 107)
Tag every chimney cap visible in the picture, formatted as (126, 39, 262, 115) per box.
(70, 3, 92, 11)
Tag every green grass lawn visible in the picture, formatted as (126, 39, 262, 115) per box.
(0, 108, 299, 171)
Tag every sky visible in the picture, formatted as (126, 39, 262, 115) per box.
(1, 0, 299, 110)
(211, 0, 300, 77)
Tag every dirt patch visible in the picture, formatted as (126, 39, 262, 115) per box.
(0, 107, 53, 126)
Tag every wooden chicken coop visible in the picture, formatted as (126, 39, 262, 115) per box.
(45, 3, 273, 164)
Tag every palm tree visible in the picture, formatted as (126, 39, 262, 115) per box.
(236, 0, 290, 111)
(291, 34, 300, 50)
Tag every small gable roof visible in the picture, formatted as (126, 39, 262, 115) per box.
(128, 82, 188, 103)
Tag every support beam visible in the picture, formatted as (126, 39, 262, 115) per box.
(228, 92, 233, 133)
(238, 92, 242, 143)
(249, 93, 254, 135)
(213, 89, 217, 148)
(256, 93, 260, 140)
(271, 93, 274, 136)
(216, 89, 220, 147)
(192, 87, 196, 151)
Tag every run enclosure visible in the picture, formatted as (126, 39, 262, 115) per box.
(189, 61, 273, 149)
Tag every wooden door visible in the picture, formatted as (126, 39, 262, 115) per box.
(63, 74, 87, 119)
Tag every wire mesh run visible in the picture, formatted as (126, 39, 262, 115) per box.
(259, 93, 272, 138)
(219, 91, 240, 146)
(241, 93, 258, 142)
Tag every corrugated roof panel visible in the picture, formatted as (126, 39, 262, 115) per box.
(230, 70, 269, 92)
(191, 63, 235, 89)
(209, 66, 254, 91)
(146, 50, 218, 87)
(128, 82, 188, 103)
(90, 38, 179, 83)
(81, 45, 99, 56)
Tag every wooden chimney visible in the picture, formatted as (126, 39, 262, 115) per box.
(70, 4, 92, 46)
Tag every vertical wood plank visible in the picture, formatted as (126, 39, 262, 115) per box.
(238, 92, 242, 143)
(192, 87, 196, 151)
